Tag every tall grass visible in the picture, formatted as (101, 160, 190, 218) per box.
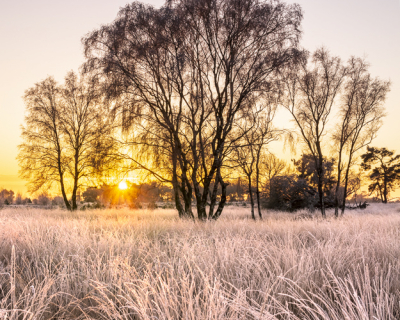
(0, 204, 400, 319)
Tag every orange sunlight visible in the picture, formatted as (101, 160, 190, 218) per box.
(118, 180, 128, 190)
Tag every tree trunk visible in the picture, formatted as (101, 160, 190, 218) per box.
(171, 148, 186, 218)
(383, 172, 388, 203)
(255, 149, 262, 219)
(193, 178, 205, 219)
(208, 173, 220, 219)
(55, 132, 71, 210)
(334, 149, 343, 218)
(196, 195, 208, 220)
(248, 175, 255, 220)
(71, 182, 78, 210)
(316, 143, 325, 217)
(256, 180, 262, 219)
(193, 170, 214, 221)
(379, 184, 384, 203)
(341, 150, 356, 216)
(341, 163, 351, 215)
(71, 149, 79, 210)
(197, 153, 221, 220)
(59, 179, 71, 211)
(182, 178, 194, 218)
(317, 174, 325, 217)
(334, 189, 340, 217)
(71, 185, 78, 210)
(173, 184, 185, 218)
(211, 171, 228, 220)
(57, 164, 71, 210)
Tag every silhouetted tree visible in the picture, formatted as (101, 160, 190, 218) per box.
(293, 154, 336, 196)
(0, 188, 15, 205)
(333, 58, 389, 216)
(18, 77, 71, 208)
(361, 147, 400, 203)
(230, 120, 258, 219)
(18, 72, 119, 210)
(283, 48, 347, 217)
(60, 72, 119, 209)
(83, 0, 303, 220)
(266, 175, 315, 211)
(230, 105, 280, 219)
(345, 170, 363, 202)
(254, 107, 282, 219)
(261, 154, 287, 195)
(15, 192, 22, 205)
(37, 193, 51, 206)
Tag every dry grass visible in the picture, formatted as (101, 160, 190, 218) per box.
(0, 204, 400, 319)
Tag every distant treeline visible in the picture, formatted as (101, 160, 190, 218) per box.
(4, 149, 399, 210)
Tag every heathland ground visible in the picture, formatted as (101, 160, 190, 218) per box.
(1, 204, 400, 319)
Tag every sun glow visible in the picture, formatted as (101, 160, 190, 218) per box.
(118, 180, 128, 190)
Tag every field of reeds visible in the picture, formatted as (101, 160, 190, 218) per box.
(0, 204, 400, 319)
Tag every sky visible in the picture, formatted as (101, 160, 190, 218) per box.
(0, 0, 399, 194)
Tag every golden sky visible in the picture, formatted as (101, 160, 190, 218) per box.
(0, 0, 399, 195)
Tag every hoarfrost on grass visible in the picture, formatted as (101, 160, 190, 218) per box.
(0, 203, 399, 319)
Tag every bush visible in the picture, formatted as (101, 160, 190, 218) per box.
(80, 202, 105, 210)
(83, 188, 103, 203)
(38, 193, 51, 206)
(92, 202, 104, 209)
(161, 202, 175, 209)
(147, 201, 158, 210)
(264, 175, 317, 211)
(52, 196, 65, 207)
(129, 201, 142, 209)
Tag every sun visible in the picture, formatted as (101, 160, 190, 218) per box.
(118, 180, 128, 190)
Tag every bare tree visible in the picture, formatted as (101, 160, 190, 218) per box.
(230, 104, 280, 219)
(230, 118, 258, 219)
(283, 48, 347, 217)
(261, 153, 287, 196)
(345, 170, 363, 203)
(333, 58, 389, 216)
(0, 189, 15, 206)
(15, 192, 23, 205)
(83, 0, 302, 220)
(18, 72, 118, 210)
(18, 77, 72, 209)
(59, 72, 118, 209)
(253, 103, 282, 219)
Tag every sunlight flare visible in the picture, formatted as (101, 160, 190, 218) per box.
(118, 180, 128, 190)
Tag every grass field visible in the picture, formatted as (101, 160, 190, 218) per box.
(0, 204, 400, 319)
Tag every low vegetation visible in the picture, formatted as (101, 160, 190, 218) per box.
(1, 205, 400, 319)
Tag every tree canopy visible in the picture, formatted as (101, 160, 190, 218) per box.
(83, 0, 303, 219)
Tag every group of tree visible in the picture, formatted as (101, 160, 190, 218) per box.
(0, 188, 65, 206)
(200, 48, 390, 218)
(82, 182, 173, 206)
(262, 153, 355, 211)
(264, 146, 400, 210)
(17, 0, 396, 219)
(281, 51, 390, 217)
(0, 189, 16, 205)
